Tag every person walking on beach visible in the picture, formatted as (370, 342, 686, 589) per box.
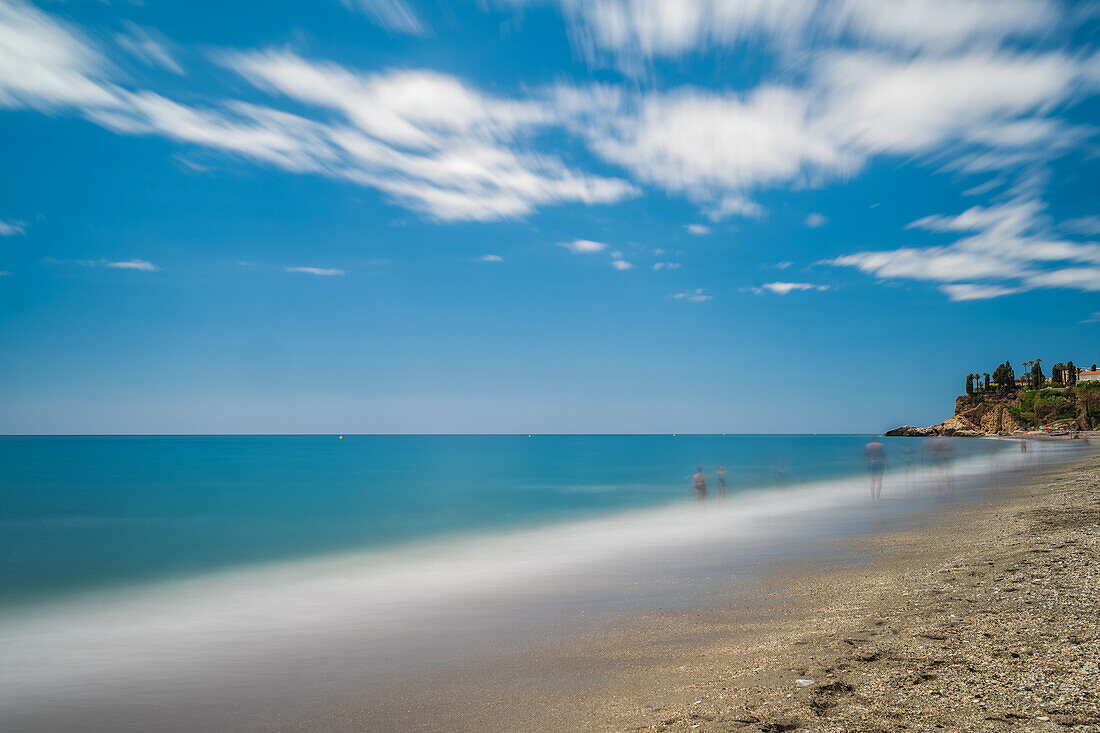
(716, 464, 728, 499)
(692, 467, 707, 500)
(865, 438, 886, 503)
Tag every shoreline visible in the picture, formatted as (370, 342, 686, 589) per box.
(298, 447, 1100, 731)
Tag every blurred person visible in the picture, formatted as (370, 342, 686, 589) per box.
(901, 442, 915, 486)
(924, 436, 954, 499)
(865, 438, 886, 503)
(692, 467, 707, 500)
(716, 464, 728, 499)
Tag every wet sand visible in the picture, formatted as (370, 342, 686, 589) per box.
(292, 446, 1100, 732)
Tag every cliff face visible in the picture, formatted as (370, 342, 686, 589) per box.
(885, 387, 1095, 437)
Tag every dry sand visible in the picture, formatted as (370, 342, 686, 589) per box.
(295, 447, 1100, 732)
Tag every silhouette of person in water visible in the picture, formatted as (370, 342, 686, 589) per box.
(692, 467, 707, 500)
(865, 438, 886, 503)
(716, 464, 728, 499)
(924, 436, 954, 499)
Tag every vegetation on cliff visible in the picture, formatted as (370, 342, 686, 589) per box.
(890, 358, 1100, 436)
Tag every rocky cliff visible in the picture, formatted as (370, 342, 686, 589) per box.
(885, 386, 1099, 437)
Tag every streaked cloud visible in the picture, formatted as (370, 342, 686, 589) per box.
(558, 239, 608, 254)
(814, 50, 1078, 158)
(1024, 267, 1100, 292)
(220, 51, 637, 221)
(339, 0, 427, 36)
(567, 85, 849, 220)
(0, 217, 25, 235)
(510, 0, 1060, 75)
(685, 223, 710, 236)
(45, 257, 161, 272)
(652, 262, 681, 270)
(105, 259, 159, 271)
(1061, 216, 1100, 237)
(672, 288, 712, 302)
(479, 254, 504, 262)
(286, 266, 345, 276)
(939, 283, 1021, 301)
(828, 199, 1100, 299)
(804, 213, 827, 228)
(0, 2, 635, 223)
(115, 22, 183, 74)
(610, 258, 633, 270)
(1, 0, 1096, 239)
(751, 281, 830, 295)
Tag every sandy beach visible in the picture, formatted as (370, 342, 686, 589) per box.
(296, 444, 1100, 732)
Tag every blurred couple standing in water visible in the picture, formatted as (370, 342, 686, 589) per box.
(691, 465, 727, 500)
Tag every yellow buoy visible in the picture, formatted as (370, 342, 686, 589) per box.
(338, 436, 343, 439)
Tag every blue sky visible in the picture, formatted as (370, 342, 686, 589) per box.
(0, 0, 1098, 434)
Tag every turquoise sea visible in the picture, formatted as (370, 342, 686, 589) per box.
(1, 434, 1011, 607)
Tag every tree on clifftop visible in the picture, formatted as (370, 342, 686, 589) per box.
(993, 361, 1016, 392)
(1032, 360, 1044, 388)
(1068, 361, 1077, 385)
(966, 374, 974, 395)
(984, 373, 990, 391)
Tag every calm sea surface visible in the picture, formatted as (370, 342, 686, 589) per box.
(0, 434, 1011, 608)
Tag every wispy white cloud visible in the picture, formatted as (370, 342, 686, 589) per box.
(567, 85, 849, 220)
(652, 262, 681, 270)
(1024, 267, 1100, 292)
(0, 217, 25, 235)
(1061, 216, 1100, 237)
(939, 283, 1020, 301)
(220, 51, 637, 221)
(105, 259, 159, 271)
(1080, 310, 1100, 324)
(685, 223, 710, 235)
(479, 254, 504, 262)
(115, 22, 183, 75)
(804, 212, 827, 228)
(558, 238, 608, 254)
(508, 0, 1060, 75)
(828, 0, 1058, 54)
(339, 0, 427, 36)
(829, 199, 1100, 299)
(672, 288, 712, 302)
(286, 266, 345, 276)
(610, 258, 632, 270)
(814, 50, 1078, 159)
(45, 257, 161, 272)
(2, 0, 1095, 232)
(546, 0, 816, 75)
(0, 0, 117, 110)
(751, 281, 830, 295)
(0, 2, 635, 223)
